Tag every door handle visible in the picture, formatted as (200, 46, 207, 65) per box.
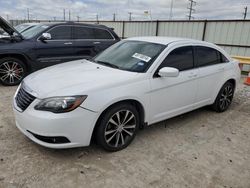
(93, 41, 101, 44)
(64, 42, 72, 45)
(188, 73, 198, 78)
(218, 68, 225, 71)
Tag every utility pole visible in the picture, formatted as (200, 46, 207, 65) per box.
(113, 13, 116, 21)
(27, 8, 30, 22)
(76, 15, 80, 22)
(6, 14, 9, 21)
(96, 14, 99, 23)
(128, 12, 132, 21)
(68, 10, 71, 21)
(243, 6, 248, 20)
(187, 0, 196, 20)
(169, 0, 174, 20)
(63, 9, 66, 21)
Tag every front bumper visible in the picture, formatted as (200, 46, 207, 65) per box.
(13, 97, 98, 149)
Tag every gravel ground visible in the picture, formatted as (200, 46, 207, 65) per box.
(0, 79, 249, 188)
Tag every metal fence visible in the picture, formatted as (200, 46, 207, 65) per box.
(9, 19, 250, 70)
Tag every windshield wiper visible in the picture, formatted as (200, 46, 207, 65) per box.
(95, 60, 120, 69)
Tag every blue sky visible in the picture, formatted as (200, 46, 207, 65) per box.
(0, 0, 249, 21)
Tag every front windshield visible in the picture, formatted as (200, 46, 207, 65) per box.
(15, 24, 36, 33)
(22, 24, 49, 39)
(93, 40, 166, 73)
(15, 24, 30, 32)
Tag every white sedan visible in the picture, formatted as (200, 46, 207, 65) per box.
(13, 37, 241, 151)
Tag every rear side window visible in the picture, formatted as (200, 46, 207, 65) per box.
(93, 28, 113, 39)
(195, 46, 228, 67)
(73, 26, 113, 40)
(48, 26, 72, 40)
(73, 26, 95, 39)
(159, 46, 194, 71)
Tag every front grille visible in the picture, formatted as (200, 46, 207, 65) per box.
(15, 85, 36, 111)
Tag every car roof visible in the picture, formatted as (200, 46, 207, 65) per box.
(37, 22, 111, 29)
(126, 36, 210, 46)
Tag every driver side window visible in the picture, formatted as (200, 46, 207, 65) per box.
(47, 26, 72, 40)
(158, 46, 194, 71)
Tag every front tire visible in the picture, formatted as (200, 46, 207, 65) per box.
(212, 81, 235, 112)
(96, 103, 139, 151)
(0, 57, 27, 86)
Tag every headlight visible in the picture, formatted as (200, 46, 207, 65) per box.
(34, 95, 87, 113)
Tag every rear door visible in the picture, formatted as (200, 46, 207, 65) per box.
(34, 25, 75, 68)
(72, 26, 117, 60)
(194, 46, 229, 107)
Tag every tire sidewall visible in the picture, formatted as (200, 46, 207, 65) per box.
(0, 57, 27, 86)
(96, 103, 140, 152)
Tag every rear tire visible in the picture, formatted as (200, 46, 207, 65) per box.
(96, 103, 139, 152)
(212, 81, 235, 112)
(0, 57, 27, 86)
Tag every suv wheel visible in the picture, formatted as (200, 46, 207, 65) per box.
(0, 57, 26, 86)
(96, 103, 139, 151)
(212, 81, 235, 112)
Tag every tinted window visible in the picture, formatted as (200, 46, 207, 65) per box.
(159, 46, 194, 71)
(196, 46, 225, 66)
(220, 53, 229, 63)
(73, 26, 95, 39)
(48, 26, 72, 40)
(93, 28, 113, 39)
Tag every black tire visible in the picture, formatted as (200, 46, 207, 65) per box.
(96, 103, 139, 152)
(0, 57, 27, 86)
(212, 81, 235, 112)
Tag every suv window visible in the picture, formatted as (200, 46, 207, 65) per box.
(73, 26, 113, 40)
(93, 28, 113, 39)
(48, 26, 72, 40)
(73, 26, 95, 39)
(195, 46, 228, 67)
(158, 46, 194, 71)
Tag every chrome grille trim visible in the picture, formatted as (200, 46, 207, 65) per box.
(15, 85, 36, 111)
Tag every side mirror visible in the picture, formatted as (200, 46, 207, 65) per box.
(39, 33, 51, 41)
(158, 67, 179, 77)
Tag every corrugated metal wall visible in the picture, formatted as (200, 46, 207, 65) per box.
(9, 19, 250, 70)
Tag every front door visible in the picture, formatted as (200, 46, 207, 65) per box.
(34, 25, 75, 69)
(149, 46, 198, 124)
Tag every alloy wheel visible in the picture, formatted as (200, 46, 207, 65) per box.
(0, 61, 24, 85)
(104, 110, 137, 148)
(219, 85, 233, 111)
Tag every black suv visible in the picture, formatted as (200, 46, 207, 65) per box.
(0, 17, 120, 86)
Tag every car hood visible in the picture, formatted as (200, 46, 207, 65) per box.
(0, 16, 22, 38)
(23, 59, 139, 98)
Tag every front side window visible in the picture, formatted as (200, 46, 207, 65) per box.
(93, 40, 166, 73)
(48, 26, 72, 40)
(158, 46, 194, 71)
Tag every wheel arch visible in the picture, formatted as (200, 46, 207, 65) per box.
(91, 99, 146, 143)
(0, 53, 31, 72)
(212, 78, 237, 104)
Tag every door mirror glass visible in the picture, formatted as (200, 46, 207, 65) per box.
(40, 33, 51, 41)
(158, 67, 179, 77)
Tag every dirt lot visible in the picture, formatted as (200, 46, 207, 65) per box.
(0, 79, 249, 188)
